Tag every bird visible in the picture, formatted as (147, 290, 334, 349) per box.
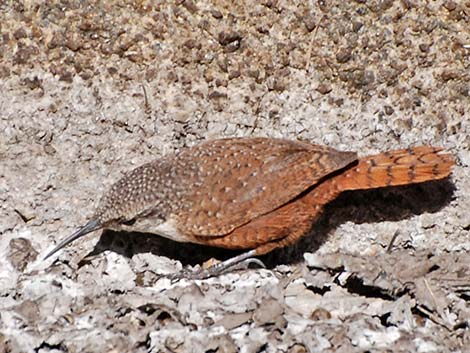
(44, 137, 454, 279)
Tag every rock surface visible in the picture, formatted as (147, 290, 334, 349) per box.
(1, 1, 469, 352)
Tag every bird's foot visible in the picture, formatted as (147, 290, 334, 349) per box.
(168, 249, 265, 281)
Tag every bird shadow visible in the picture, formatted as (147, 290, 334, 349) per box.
(88, 179, 455, 269)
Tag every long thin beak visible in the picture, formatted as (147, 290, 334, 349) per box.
(43, 219, 102, 260)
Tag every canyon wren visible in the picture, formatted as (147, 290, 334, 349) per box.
(44, 137, 454, 278)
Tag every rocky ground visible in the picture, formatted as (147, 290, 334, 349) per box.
(0, 1, 469, 352)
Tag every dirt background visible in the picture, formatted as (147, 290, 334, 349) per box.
(1, 1, 469, 352)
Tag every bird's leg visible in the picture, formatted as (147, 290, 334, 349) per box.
(170, 249, 266, 280)
(173, 231, 308, 280)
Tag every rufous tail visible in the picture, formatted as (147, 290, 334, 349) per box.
(333, 146, 454, 191)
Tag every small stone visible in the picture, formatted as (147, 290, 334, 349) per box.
(59, 70, 74, 83)
(184, 39, 199, 49)
(47, 32, 62, 49)
(0, 64, 10, 78)
(336, 47, 352, 63)
(208, 91, 227, 100)
(384, 105, 394, 115)
(443, 0, 457, 11)
(441, 70, 459, 81)
(225, 41, 240, 52)
(8, 238, 38, 272)
(352, 21, 363, 32)
(228, 70, 241, 80)
(182, 0, 198, 13)
(13, 47, 34, 65)
(412, 80, 423, 90)
(13, 27, 27, 40)
(316, 83, 332, 95)
(303, 12, 316, 32)
(419, 43, 430, 52)
(217, 31, 242, 46)
(289, 344, 308, 353)
(65, 33, 83, 51)
(310, 308, 332, 321)
(210, 9, 223, 19)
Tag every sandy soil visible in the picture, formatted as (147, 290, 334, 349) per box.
(1, 1, 469, 352)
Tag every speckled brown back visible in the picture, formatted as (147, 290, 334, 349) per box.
(172, 137, 357, 236)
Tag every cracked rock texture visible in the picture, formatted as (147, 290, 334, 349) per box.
(0, 1, 469, 352)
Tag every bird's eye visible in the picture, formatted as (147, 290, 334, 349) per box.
(122, 218, 136, 226)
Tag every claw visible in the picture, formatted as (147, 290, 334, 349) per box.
(168, 249, 260, 280)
